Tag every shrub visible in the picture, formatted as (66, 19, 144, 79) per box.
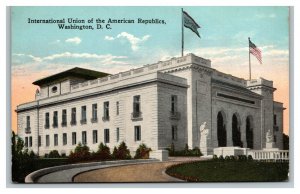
(68, 143, 91, 162)
(191, 147, 202, 156)
(247, 155, 253, 161)
(48, 150, 60, 158)
(213, 155, 219, 160)
(218, 155, 224, 161)
(229, 155, 236, 160)
(225, 156, 230, 161)
(238, 155, 248, 161)
(134, 144, 152, 159)
(94, 142, 111, 160)
(113, 141, 131, 160)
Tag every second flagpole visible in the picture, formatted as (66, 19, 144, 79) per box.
(248, 37, 252, 80)
(181, 8, 184, 57)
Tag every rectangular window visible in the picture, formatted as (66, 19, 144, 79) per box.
(71, 108, 76, 125)
(45, 112, 50, 129)
(54, 134, 58, 146)
(26, 116, 30, 128)
(172, 125, 178, 141)
(92, 104, 98, 122)
(116, 101, 119, 115)
(26, 116, 31, 133)
(103, 101, 110, 121)
(38, 135, 41, 146)
(82, 131, 87, 145)
(93, 130, 98, 144)
(171, 95, 178, 113)
(81, 106, 87, 124)
(133, 95, 141, 113)
(25, 137, 28, 147)
(134, 126, 141, 141)
(274, 115, 277, 126)
(72, 132, 77, 145)
(116, 128, 120, 142)
(29, 136, 32, 147)
(46, 135, 50, 147)
(62, 109, 67, 127)
(53, 111, 58, 128)
(63, 133, 67, 145)
(104, 129, 110, 143)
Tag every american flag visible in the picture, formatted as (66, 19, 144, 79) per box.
(249, 39, 262, 64)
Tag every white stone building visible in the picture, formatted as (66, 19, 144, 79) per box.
(16, 53, 285, 157)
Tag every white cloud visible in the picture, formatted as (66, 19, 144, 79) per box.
(104, 32, 150, 51)
(104, 36, 115, 41)
(65, 37, 82, 44)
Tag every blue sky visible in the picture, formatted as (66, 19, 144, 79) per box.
(12, 6, 289, 74)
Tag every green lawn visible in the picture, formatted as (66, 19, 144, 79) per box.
(166, 160, 289, 182)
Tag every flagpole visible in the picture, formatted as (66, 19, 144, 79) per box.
(248, 37, 252, 80)
(181, 8, 184, 57)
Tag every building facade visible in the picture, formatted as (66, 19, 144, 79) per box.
(16, 53, 285, 156)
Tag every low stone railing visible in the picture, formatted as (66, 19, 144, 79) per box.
(248, 150, 289, 161)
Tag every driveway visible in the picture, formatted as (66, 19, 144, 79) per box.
(73, 157, 206, 183)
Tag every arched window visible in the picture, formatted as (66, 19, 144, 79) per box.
(52, 86, 58, 93)
(217, 111, 227, 147)
(232, 113, 242, 147)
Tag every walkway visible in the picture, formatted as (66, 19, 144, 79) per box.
(73, 157, 206, 183)
(36, 157, 208, 183)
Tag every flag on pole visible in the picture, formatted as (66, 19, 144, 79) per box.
(182, 10, 201, 38)
(249, 39, 262, 64)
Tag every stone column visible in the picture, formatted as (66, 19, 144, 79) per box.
(226, 118, 233, 146)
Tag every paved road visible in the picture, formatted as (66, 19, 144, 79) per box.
(73, 157, 206, 183)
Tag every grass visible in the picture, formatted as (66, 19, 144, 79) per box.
(166, 160, 289, 182)
(12, 158, 69, 183)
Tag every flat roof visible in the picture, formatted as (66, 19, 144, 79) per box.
(32, 67, 110, 86)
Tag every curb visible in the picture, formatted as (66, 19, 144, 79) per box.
(25, 159, 158, 183)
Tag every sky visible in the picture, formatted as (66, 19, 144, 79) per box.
(11, 6, 290, 134)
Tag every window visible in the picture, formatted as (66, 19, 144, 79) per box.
(45, 112, 50, 129)
(71, 108, 76, 125)
(132, 96, 142, 119)
(134, 126, 141, 141)
(72, 132, 76, 145)
(62, 109, 67, 127)
(104, 129, 110, 143)
(93, 130, 98, 144)
(103, 101, 110, 121)
(274, 115, 277, 126)
(29, 136, 32, 147)
(133, 95, 140, 113)
(53, 111, 58, 128)
(54, 134, 58, 146)
(116, 128, 120, 142)
(82, 131, 87, 145)
(91, 104, 98, 122)
(63, 133, 67, 145)
(52, 86, 58, 93)
(81, 106, 87, 124)
(38, 135, 41, 146)
(46, 135, 50, 147)
(172, 125, 178, 141)
(116, 101, 119, 115)
(25, 137, 28, 147)
(25, 116, 31, 133)
(171, 95, 178, 113)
